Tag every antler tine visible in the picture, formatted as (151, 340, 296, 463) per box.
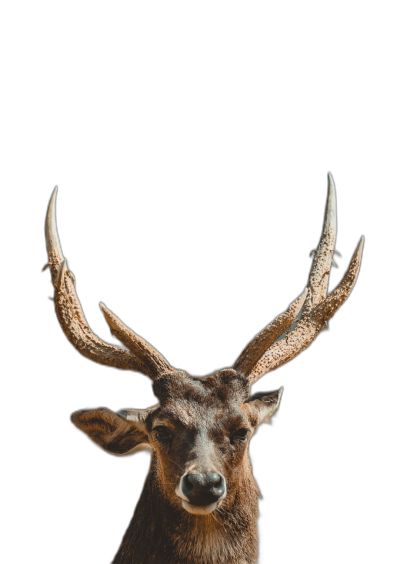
(44, 188, 173, 379)
(45, 186, 65, 285)
(303, 172, 337, 315)
(248, 174, 364, 383)
(248, 236, 364, 384)
(233, 288, 307, 376)
(100, 302, 173, 378)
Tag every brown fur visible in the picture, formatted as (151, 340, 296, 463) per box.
(45, 175, 363, 563)
(73, 370, 270, 563)
(117, 465, 259, 564)
(114, 459, 259, 564)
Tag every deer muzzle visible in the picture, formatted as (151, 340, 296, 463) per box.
(177, 471, 226, 515)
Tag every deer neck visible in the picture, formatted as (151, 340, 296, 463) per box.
(112, 455, 260, 564)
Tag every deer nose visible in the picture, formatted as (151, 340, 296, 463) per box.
(181, 472, 226, 506)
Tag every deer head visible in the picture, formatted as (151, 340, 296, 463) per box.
(44, 174, 363, 562)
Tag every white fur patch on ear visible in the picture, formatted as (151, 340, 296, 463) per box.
(119, 408, 149, 433)
(248, 387, 284, 424)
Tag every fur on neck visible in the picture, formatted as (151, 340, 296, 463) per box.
(113, 456, 260, 564)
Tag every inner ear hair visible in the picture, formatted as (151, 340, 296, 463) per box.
(246, 389, 282, 403)
(246, 387, 284, 424)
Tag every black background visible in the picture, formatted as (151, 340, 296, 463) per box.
(17, 65, 379, 564)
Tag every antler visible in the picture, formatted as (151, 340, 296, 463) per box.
(234, 289, 308, 376)
(44, 187, 173, 379)
(234, 174, 364, 384)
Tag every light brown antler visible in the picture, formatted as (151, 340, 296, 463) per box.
(45, 187, 173, 379)
(234, 174, 364, 384)
(233, 289, 307, 376)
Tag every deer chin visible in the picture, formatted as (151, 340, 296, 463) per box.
(181, 500, 219, 515)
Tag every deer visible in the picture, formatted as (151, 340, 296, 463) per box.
(44, 174, 363, 564)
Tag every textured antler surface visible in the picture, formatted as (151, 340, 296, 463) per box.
(247, 237, 363, 383)
(44, 188, 173, 379)
(234, 289, 307, 376)
(235, 174, 364, 384)
(45, 176, 363, 385)
(100, 302, 172, 378)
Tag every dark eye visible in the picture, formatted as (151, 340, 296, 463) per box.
(231, 428, 249, 443)
(154, 426, 170, 441)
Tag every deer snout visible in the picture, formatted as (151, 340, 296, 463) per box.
(178, 472, 226, 514)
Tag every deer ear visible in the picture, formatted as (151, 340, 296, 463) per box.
(71, 408, 150, 455)
(246, 387, 284, 424)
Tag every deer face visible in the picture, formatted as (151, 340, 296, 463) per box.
(45, 174, 363, 559)
(72, 369, 283, 515)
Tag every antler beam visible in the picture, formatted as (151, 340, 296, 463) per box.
(233, 289, 307, 376)
(234, 174, 364, 383)
(45, 188, 173, 379)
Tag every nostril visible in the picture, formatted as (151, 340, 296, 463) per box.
(186, 474, 197, 487)
(182, 472, 225, 503)
(205, 472, 221, 487)
(187, 472, 221, 488)
(182, 474, 195, 497)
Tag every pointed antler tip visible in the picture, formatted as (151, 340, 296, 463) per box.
(357, 236, 365, 257)
(99, 302, 116, 326)
(327, 172, 336, 194)
(357, 235, 365, 248)
(49, 186, 58, 204)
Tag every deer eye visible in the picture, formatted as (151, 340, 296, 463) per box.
(231, 428, 249, 443)
(154, 426, 171, 441)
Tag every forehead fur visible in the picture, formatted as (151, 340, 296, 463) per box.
(152, 368, 250, 406)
